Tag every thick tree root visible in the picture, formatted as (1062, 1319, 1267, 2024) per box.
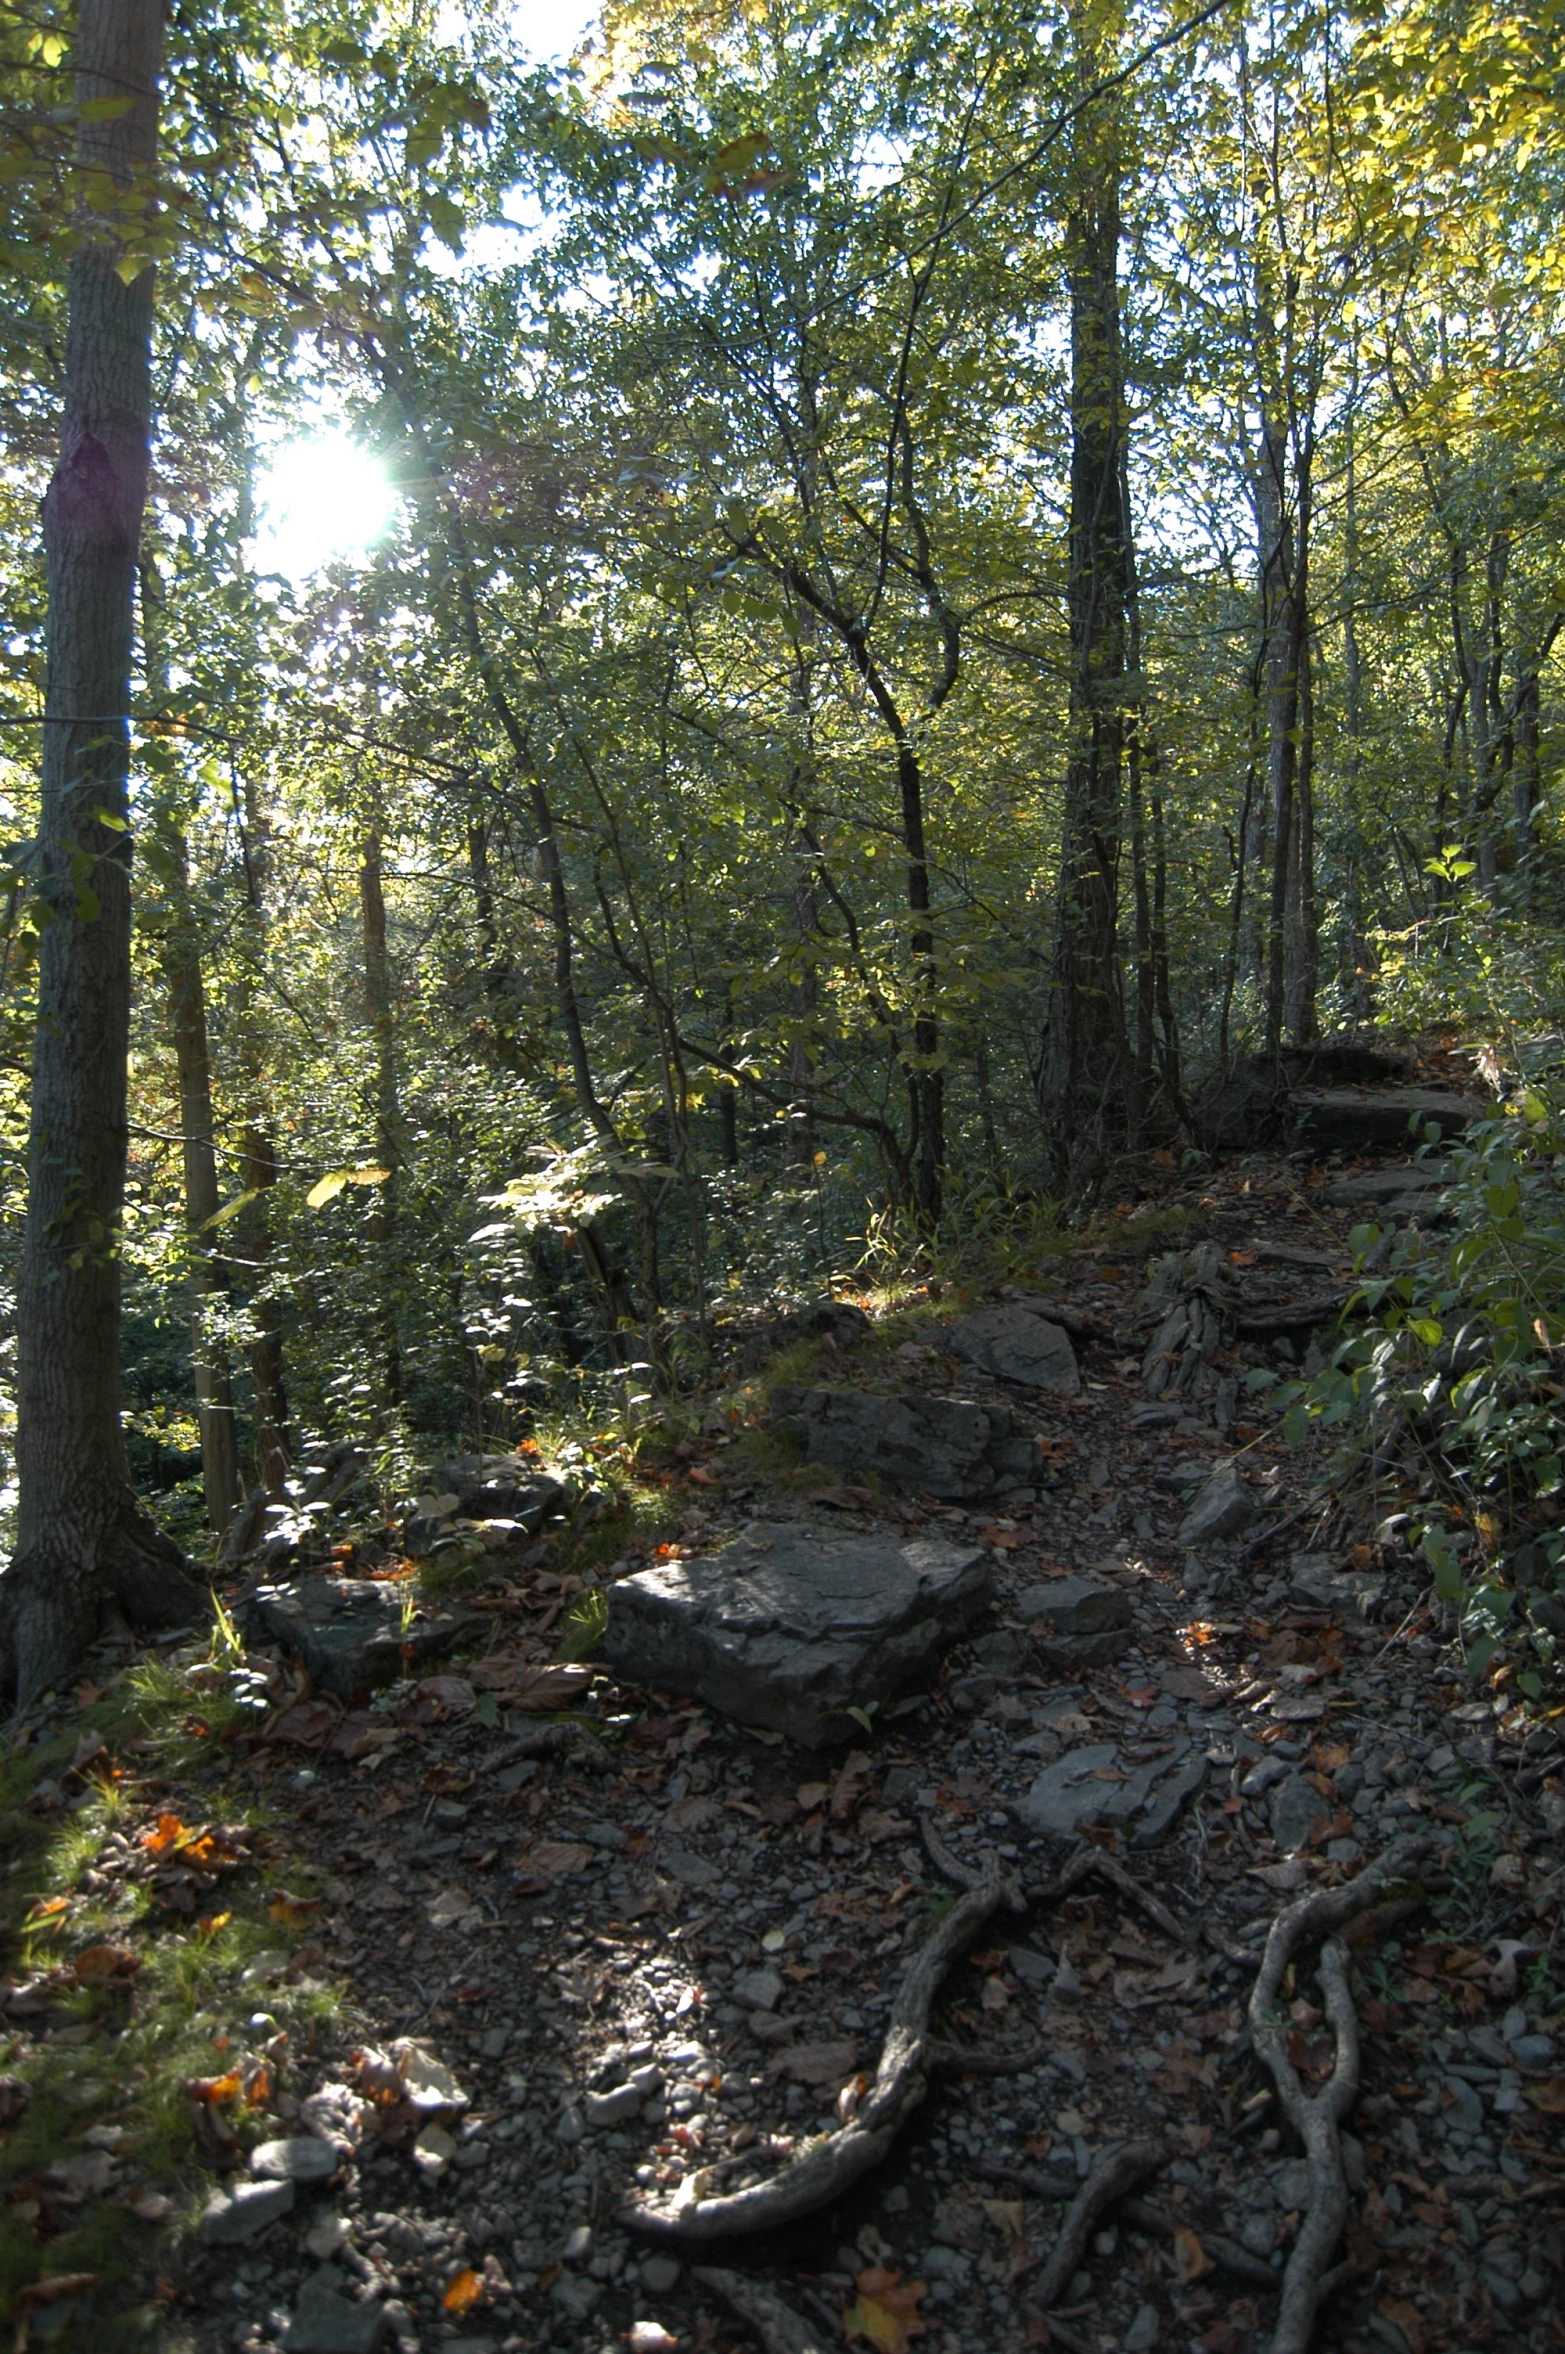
(620, 1827, 1014, 2241)
(691, 2267, 828, 2354)
(1033, 2139, 1165, 2310)
(1249, 1836, 1434, 2354)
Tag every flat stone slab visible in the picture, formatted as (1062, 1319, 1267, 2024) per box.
(281, 2271, 393, 2354)
(1017, 1577, 1132, 1635)
(603, 1521, 992, 1746)
(1322, 1162, 1452, 1207)
(946, 1305, 1081, 1394)
(1289, 1090, 1479, 1153)
(1015, 1740, 1206, 1847)
(769, 1385, 1036, 1500)
(242, 1579, 486, 1700)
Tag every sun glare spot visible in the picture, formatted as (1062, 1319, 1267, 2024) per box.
(254, 433, 396, 580)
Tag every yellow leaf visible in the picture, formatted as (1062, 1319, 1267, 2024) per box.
(267, 1889, 322, 1926)
(308, 1165, 391, 1207)
(442, 2268, 484, 2314)
(843, 2266, 928, 2353)
(113, 253, 151, 285)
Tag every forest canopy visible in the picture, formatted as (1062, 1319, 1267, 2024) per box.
(0, 0, 1561, 1563)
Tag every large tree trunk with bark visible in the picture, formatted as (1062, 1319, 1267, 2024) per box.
(1039, 75, 1131, 1177)
(1, 0, 204, 1706)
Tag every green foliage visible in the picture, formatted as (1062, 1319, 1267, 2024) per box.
(1271, 1097, 1565, 1678)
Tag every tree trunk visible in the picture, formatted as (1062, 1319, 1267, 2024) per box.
(1, 0, 203, 1704)
(1039, 94, 1131, 1175)
(359, 818, 403, 1407)
(165, 899, 243, 1534)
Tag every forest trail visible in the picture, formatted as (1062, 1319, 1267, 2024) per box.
(3, 1120, 1562, 2354)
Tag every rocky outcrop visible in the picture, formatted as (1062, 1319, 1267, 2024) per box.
(768, 1385, 1038, 1500)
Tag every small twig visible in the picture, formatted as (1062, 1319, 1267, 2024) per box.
(692, 2267, 828, 2354)
(1034, 2140, 1165, 2310)
(1249, 1837, 1434, 2354)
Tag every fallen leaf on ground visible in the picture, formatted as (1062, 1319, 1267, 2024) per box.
(1377, 2299, 1427, 2354)
(1526, 2076, 1565, 2114)
(513, 1663, 593, 1710)
(268, 1890, 322, 1926)
(844, 2265, 928, 2353)
(442, 2268, 484, 2314)
(70, 1944, 140, 1982)
(266, 1699, 338, 1745)
(512, 1840, 593, 1880)
(1173, 2226, 1213, 2283)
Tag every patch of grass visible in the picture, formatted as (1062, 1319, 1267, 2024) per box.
(0, 1636, 327, 2346)
(552, 1586, 610, 1662)
(1086, 1201, 1212, 1259)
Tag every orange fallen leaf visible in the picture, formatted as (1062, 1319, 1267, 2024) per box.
(25, 1895, 71, 1925)
(844, 2266, 928, 2353)
(267, 1890, 323, 1926)
(1173, 2226, 1213, 2283)
(442, 2268, 484, 2314)
(195, 1913, 232, 1940)
(141, 1813, 188, 1856)
(1527, 2076, 1565, 2114)
(187, 2069, 243, 2104)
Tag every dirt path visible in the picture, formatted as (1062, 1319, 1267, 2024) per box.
(3, 1148, 1562, 2354)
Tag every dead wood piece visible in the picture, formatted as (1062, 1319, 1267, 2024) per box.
(619, 1863, 1007, 2241)
(692, 2267, 828, 2354)
(1249, 1836, 1435, 2354)
(1034, 2139, 1165, 2310)
(1235, 1293, 1350, 1338)
(1033, 2314, 1095, 2354)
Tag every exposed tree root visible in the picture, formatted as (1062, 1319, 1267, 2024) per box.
(973, 2159, 1279, 2291)
(692, 2266, 829, 2354)
(1037, 1839, 1187, 1945)
(1249, 1836, 1435, 2354)
(619, 1851, 1009, 2241)
(1033, 2140, 1166, 2310)
(1, 1496, 207, 1711)
(484, 1720, 612, 1773)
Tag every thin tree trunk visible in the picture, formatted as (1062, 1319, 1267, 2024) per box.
(166, 892, 242, 1534)
(359, 817, 403, 1407)
(2, 0, 201, 1703)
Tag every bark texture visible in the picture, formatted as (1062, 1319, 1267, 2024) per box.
(2, 0, 204, 1705)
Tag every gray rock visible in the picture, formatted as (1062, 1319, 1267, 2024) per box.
(241, 1578, 486, 1699)
(1509, 2033, 1555, 2070)
(1178, 1462, 1261, 1545)
(733, 1968, 784, 2012)
(1271, 2159, 1311, 2212)
(604, 1521, 992, 1746)
(1287, 1553, 1388, 1621)
(282, 2271, 393, 2354)
(1123, 2304, 1162, 2352)
(1292, 1091, 1478, 1154)
(768, 1385, 1037, 1500)
(1018, 1578, 1132, 1636)
(658, 1843, 721, 1889)
(641, 2255, 682, 2294)
(419, 1452, 566, 1529)
(1034, 1630, 1134, 1673)
(1321, 1160, 1455, 1207)
(584, 2082, 643, 2126)
(946, 1305, 1081, 1395)
(248, 2136, 340, 2184)
(1008, 1946, 1055, 1986)
(1015, 1741, 1206, 1846)
(550, 2272, 601, 2320)
(1269, 1775, 1330, 1856)
(198, 2176, 296, 2245)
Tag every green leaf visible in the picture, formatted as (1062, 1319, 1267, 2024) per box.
(307, 1165, 390, 1208)
(204, 1187, 261, 1231)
